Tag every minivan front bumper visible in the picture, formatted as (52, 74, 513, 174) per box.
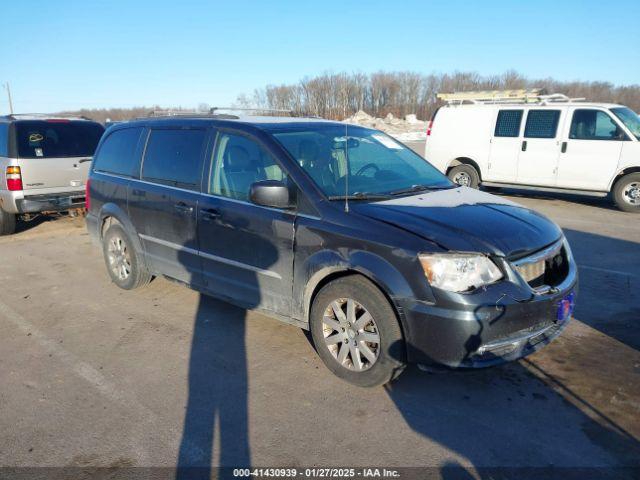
(398, 241, 578, 368)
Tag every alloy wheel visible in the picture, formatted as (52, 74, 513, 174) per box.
(107, 236, 132, 281)
(322, 298, 380, 371)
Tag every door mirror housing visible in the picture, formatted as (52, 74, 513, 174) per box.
(250, 180, 293, 209)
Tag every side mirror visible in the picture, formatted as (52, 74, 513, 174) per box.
(249, 180, 293, 209)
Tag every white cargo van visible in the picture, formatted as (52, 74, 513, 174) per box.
(424, 91, 640, 212)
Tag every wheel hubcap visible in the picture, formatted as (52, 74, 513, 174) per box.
(322, 298, 380, 372)
(623, 182, 640, 205)
(453, 172, 471, 186)
(107, 236, 131, 281)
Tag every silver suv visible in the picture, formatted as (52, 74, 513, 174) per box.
(0, 114, 104, 234)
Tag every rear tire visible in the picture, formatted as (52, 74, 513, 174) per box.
(448, 164, 480, 189)
(310, 275, 406, 387)
(613, 173, 640, 213)
(0, 209, 16, 236)
(102, 224, 152, 289)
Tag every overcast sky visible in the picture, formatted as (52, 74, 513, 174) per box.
(2, 0, 639, 114)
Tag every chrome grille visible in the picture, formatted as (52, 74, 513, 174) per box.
(512, 240, 566, 289)
(515, 259, 545, 283)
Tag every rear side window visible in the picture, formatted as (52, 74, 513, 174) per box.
(0, 123, 8, 156)
(93, 127, 143, 177)
(524, 110, 561, 139)
(142, 128, 207, 191)
(15, 120, 104, 158)
(570, 109, 625, 140)
(494, 110, 523, 137)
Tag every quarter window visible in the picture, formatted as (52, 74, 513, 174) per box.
(524, 110, 561, 139)
(570, 109, 625, 140)
(210, 132, 286, 201)
(494, 110, 523, 137)
(0, 123, 8, 157)
(93, 127, 143, 177)
(142, 128, 207, 191)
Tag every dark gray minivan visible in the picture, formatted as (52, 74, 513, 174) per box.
(86, 115, 577, 387)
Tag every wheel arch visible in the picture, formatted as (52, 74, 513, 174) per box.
(98, 203, 145, 255)
(446, 157, 482, 181)
(610, 166, 640, 191)
(303, 266, 410, 347)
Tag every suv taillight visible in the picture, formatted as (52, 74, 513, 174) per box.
(6, 166, 23, 191)
(426, 120, 433, 139)
(85, 178, 91, 210)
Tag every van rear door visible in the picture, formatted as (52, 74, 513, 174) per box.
(516, 108, 566, 187)
(14, 120, 104, 192)
(486, 108, 524, 182)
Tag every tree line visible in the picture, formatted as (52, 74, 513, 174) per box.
(234, 70, 640, 120)
(59, 70, 640, 123)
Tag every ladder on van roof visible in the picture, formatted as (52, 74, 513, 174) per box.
(437, 89, 585, 105)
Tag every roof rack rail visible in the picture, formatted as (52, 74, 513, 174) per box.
(146, 107, 300, 119)
(5, 113, 93, 121)
(437, 89, 586, 105)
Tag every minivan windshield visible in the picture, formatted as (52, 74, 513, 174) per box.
(271, 124, 452, 199)
(611, 107, 640, 140)
(16, 120, 104, 158)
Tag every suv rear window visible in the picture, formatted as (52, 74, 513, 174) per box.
(141, 128, 207, 191)
(93, 127, 144, 177)
(494, 110, 523, 137)
(524, 110, 561, 139)
(15, 120, 104, 158)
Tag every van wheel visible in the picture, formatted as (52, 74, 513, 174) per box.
(0, 209, 16, 236)
(310, 275, 406, 387)
(448, 164, 480, 189)
(102, 224, 151, 289)
(613, 173, 640, 213)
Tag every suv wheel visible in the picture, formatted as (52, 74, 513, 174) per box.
(0, 209, 16, 236)
(310, 275, 406, 387)
(613, 173, 640, 213)
(102, 224, 152, 289)
(448, 164, 480, 189)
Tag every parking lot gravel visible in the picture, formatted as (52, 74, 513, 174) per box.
(1, 190, 639, 477)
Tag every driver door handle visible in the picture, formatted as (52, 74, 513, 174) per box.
(174, 202, 194, 214)
(200, 207, 221, 221)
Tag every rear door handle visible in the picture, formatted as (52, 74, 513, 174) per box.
(174, 202, 194, 214)
(521, 140, 527, 152)
(199, 207, 221, 221)
(561, 141, 567, 153)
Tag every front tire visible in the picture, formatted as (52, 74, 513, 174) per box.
(448, 164, 480, 189)
(310, 275, 406, 387)
(102, 224, 151, 289)
(0, 208, 16, 236)
(613, 173, 640, 213)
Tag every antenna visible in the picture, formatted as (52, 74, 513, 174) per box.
(344, 121, 349, 213)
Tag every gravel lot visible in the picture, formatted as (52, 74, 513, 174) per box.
(1, 185, 639, 477)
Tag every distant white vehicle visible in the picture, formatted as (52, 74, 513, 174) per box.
(424, 90, 640, 212)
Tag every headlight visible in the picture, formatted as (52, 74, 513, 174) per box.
(419, 253, 503, 292)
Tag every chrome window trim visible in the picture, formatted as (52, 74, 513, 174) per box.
(95, 172, 321, 219)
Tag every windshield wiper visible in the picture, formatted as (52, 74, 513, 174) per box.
(387, 184, 453, 196)
(327, 192, 392, 201)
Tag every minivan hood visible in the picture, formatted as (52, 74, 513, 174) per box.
(352, 187, 562, 258)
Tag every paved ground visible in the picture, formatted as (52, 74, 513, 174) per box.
(0, 189, 639, 478)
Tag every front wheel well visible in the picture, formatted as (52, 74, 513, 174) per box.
(446, 157, 482, 181)
(306, 270, 406, 340)
(611, 167, 640, 191)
